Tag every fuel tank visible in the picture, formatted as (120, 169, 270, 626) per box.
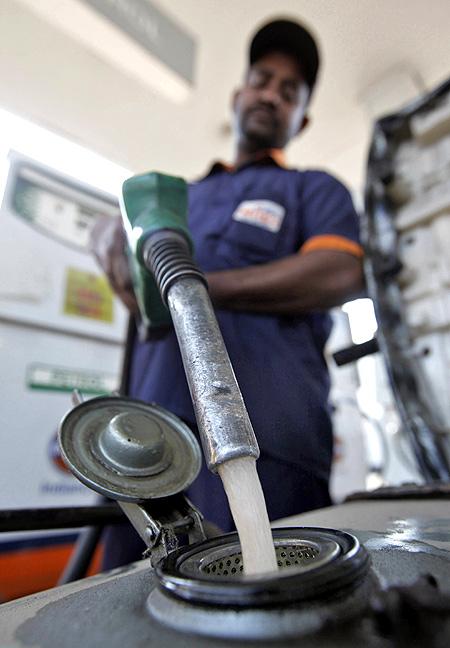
(1, 490, 449, 647)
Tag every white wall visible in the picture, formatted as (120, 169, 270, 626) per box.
(0, 1, 449, 192)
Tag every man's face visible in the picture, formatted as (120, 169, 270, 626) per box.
(233, 51, 310, 150)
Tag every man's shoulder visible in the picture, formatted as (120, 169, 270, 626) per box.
(294, 168, 353, 200)
(189, 164, 351, 197)
(296, 167, 348, 186)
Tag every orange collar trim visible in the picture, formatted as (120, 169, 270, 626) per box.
(265, 149, 287, 168)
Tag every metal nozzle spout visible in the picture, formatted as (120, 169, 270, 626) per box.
(142, 233, 259, 472)
(167, 279, 259, 470)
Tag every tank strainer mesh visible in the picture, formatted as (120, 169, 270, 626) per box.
(201, 544, 319, 578)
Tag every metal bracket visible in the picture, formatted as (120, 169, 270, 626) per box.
(119, 493, 206, 566)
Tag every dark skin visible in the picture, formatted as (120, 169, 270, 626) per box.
(90, 50, 364, 315)
(233, 51, 310, 162)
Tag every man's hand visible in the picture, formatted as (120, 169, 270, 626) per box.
(89, 215, 138, 313)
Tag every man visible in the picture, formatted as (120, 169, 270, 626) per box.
(92, 18, 364, 567)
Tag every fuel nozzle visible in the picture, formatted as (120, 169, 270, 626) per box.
(121, 171, 259, 472)
(120, 172, 195, 331)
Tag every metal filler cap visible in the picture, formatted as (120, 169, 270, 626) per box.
(58, 396, 202, 502)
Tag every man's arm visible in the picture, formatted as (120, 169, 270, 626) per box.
(206, 249, 364, 314)
(90, 216, 364, 316)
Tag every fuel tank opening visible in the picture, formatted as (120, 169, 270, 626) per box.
(147, 527, 371, 640)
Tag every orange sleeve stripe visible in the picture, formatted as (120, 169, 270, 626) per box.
(300, 235, 364, 258)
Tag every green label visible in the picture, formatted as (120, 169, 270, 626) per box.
(27, 363, 118, 394)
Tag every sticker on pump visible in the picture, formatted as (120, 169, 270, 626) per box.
(232, 200, 286, 233)
(63, 267, 114, 322)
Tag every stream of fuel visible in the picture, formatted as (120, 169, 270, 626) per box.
(217, 456, 278, 576)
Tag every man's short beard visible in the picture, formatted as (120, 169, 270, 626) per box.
(240, 116, 281, 150)
(245, 129, 278, 149)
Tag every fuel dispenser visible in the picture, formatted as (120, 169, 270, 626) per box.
(0, 152, 127, 598)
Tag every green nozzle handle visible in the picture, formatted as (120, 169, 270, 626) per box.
(121, 172, 193, 334)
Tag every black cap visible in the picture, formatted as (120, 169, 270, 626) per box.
(249, 18, 320, 92)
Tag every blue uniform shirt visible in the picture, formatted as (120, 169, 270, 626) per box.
(129, 154, 362, 480)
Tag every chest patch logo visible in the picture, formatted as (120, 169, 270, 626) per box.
(232, 200, 286, 233)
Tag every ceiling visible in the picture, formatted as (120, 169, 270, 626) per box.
(0, 0, 449, 194)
